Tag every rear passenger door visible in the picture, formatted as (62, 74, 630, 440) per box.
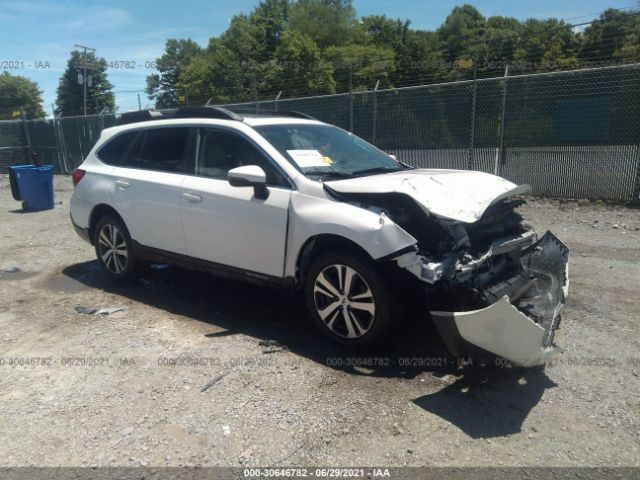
(107, 126, 190, 254)
(180, 127, 292, 277)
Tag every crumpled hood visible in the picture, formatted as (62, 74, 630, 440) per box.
(325, 169, 531, 223)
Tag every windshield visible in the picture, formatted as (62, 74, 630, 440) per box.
(254, 124, 409, 179)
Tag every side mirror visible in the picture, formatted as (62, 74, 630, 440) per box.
(228, 165, 269, 199)
(389, 154, 397, 161)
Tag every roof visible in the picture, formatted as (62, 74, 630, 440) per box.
(101, 111, 323, 138)
(116, 107, 319, 127)
(242, 115, 321, 126)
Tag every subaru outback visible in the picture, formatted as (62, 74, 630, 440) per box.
(70, 107, 569, 367)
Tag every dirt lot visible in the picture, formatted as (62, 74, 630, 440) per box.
(0, 174, 639, 468)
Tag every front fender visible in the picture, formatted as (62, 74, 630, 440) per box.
(284, 192, 417, 278)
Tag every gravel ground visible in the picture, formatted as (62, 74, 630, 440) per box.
(0, 174, 639, 468)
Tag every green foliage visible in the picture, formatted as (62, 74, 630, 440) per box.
(145, 38, 202, 108)
(249, 0, 290, 60)
(511, 19, 578, 73)
(265, 31, 336, 95)
(323, 43, 395, 90)
(289, 0, 357, 48)
(0, 71, 46, 119)
(579, 8, 640, 63)
(55, 51, 114, 116)
(144, 3, 640, 107)
(437, 4, 485, 63)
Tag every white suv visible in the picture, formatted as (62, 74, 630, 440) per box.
(70, 107, 569, 367)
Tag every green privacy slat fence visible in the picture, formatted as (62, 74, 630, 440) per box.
(0, 114, 118, 174)
(223, 64, 640, 200)
(1, 64, 639, 200)
(0, 121, 28, 170)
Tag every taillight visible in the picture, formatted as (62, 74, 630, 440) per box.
(72, 169, 86, 187)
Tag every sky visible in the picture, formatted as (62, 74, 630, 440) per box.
(0, 0, 635, 116)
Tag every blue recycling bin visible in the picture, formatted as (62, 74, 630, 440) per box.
(9, 165, 54, 211)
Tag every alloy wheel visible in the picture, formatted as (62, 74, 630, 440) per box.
(313, 264, 376, 339)
(97, 223, 128, 275)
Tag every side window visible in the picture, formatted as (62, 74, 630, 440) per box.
(96, 131, 138, 165)
(196, 129, 288, 187)
(135, 127, 190, 173)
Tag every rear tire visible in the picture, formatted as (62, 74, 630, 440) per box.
(304, 252, 393, 347)
(93, 215, 137, 281)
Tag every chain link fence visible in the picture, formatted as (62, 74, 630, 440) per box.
(1, 63, 639, 200)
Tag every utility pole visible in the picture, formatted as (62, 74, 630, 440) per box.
(137, 94, 142, 111)
(74, 44, 96, 117)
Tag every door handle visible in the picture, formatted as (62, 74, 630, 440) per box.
(115, 179, 131, 189)
(182, 192, 203, 203)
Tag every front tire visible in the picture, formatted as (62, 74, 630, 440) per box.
(93, 215, 137, 281)
(304, 252, 393, 347)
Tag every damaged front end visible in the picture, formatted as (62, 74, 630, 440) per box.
(336, 191, 569, 367)
(427, 232, 569, 367)
(391, 200, 570, 367)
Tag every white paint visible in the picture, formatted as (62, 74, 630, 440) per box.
(109, 167, 186, 254)
(326, 169, 531, 223)
(70, 114, 567, 367)
(180, 176, 291, 277)
(228, 165, 266, 184)
(431, 296, 558, 367)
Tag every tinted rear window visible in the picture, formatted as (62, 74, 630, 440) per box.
(135, 127, 190, 173)
(96, 131, 138, 165)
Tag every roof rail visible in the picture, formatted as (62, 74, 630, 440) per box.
(116, 106, 244, 126)
(278, 111, 317, 120)
(117, 110, 163, 125)
(173, 106, 244, 121)
(244, 110, 317, 121)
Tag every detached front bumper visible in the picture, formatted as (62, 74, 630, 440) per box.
(430, 232, 570, 367)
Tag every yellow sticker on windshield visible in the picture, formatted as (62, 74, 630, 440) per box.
(320, 156, 333, 165)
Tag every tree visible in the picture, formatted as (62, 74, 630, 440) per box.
(359, 15, 446, 86)
(55, 51, 114, 116)
(178, 13, 276, 104)
(145, 39, 202, 108)
(152, 1, 640, 106)
(579, 8, 640, 64)
(512, 19, 578, 73)
(249, 0, 290, 61)
(0, 72, 45, 119)
(323, 43, 395, 91)
(478, 16, 521, 65)
(264, 31, 335, 96)
(437, 5, 485, 64)
(289, 0, 357, 48)
(179, 38, 255, 104)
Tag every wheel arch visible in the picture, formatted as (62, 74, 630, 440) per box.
(88, 204, 127, 245)
(295, 234, 376, 289)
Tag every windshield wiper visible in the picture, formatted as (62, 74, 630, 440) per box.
(304, 170, 354, 179)
(350, 166, 409, 177)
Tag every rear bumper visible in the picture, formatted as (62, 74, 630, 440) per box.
(430, 232, 569, 367)
(70, 214, 92, 244)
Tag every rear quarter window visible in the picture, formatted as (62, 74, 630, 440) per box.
(96, 131, 139, 165)
(136, 127, 190, 173)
